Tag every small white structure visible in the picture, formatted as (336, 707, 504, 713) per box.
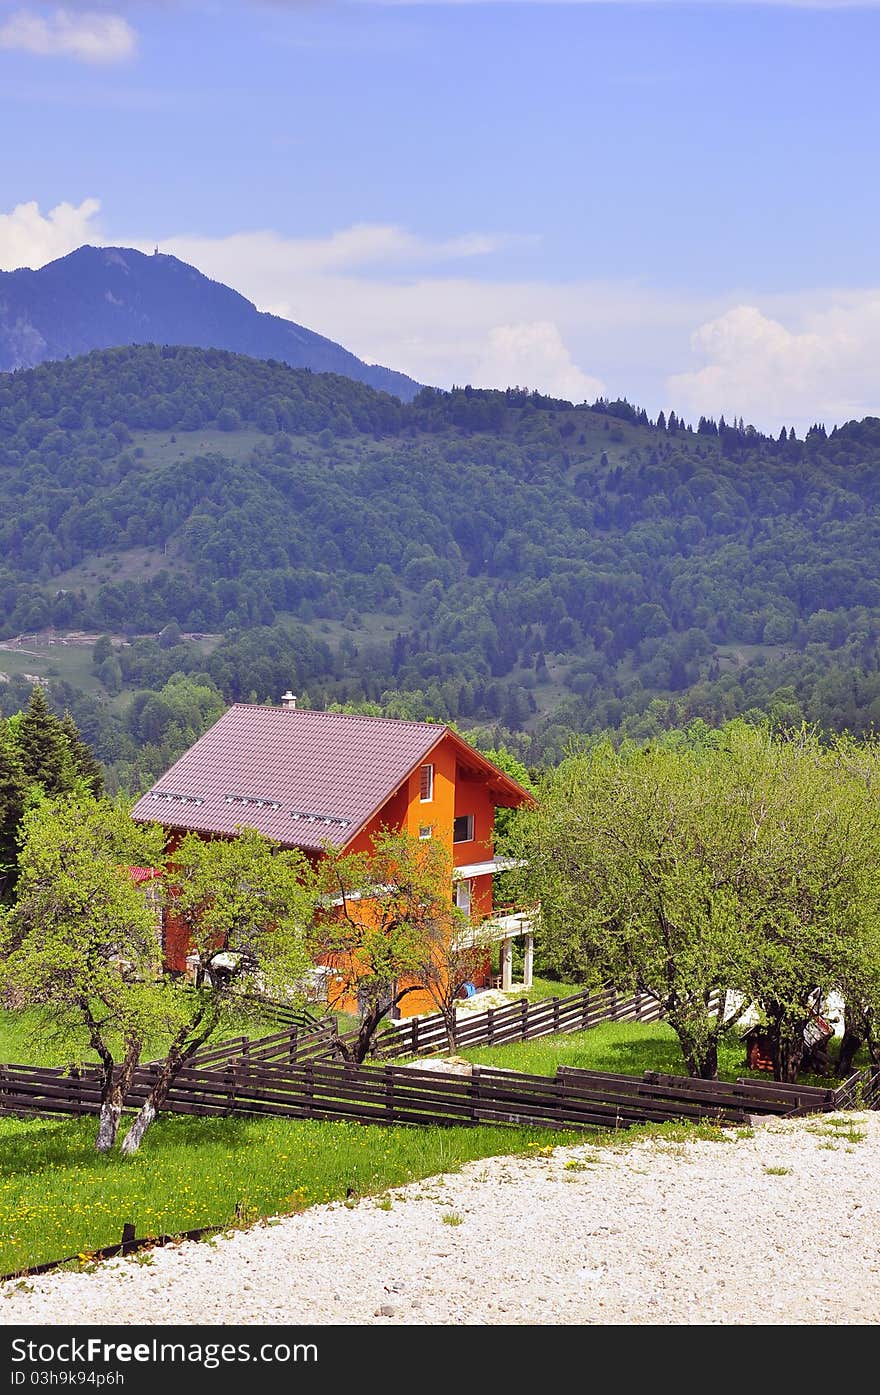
(452, 907, 536, 990)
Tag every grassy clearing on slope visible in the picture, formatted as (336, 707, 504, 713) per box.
(516, 976, 579, 1003)
(0, 640, 102, 695)
(0, 1112, 574, 1275)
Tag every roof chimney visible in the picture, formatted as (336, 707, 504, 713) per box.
(281, 691, 297, 710)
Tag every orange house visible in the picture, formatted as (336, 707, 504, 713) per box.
(130, 702, 535, 1017)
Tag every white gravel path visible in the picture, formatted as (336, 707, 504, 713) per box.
(2, 1112, 879, 1326)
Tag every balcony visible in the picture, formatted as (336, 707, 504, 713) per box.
(452, 903, 536, 990)
(451, 856, 522, 879)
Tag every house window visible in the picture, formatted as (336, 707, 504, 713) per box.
(453, 814, 474, 844)
(419, 825, 433, 840)
(419, 763, 434, 802)
(454, 879, 472, 916)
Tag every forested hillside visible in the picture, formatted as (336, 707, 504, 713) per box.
(2, 342, 879, 783)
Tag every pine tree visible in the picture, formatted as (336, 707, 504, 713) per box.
(0, 729, 26, 896)
(59, 712, 104, 797)
(15, 686, 73, 794)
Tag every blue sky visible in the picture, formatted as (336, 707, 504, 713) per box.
(2, 1, 880, 431)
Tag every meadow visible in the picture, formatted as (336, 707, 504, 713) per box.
(461, 1017, 852, 1087)
(0, 996, 849, 1276)
(0, 1111, 573, 1276)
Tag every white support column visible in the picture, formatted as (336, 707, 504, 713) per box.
(501, 937, 513, 991)
(523, 933, 534, 990)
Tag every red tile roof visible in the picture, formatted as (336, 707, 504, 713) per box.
(131, 705, 532, 852)
(131, 705, 454, 852)
(128, 866, 162, 884)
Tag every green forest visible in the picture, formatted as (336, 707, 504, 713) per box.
(2, 342, 879, 786)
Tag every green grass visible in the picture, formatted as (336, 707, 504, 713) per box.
(0, 640, 103, 695)
(517, 975, 580, 1003)
(0, 1111, 575, 1275)
(463, 1019, 693, 1077)
(461, 1018, 847, 1085)
(0, 1006, 281, 1070)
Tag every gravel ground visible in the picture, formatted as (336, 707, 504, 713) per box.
(2, 1112, 879, 1326)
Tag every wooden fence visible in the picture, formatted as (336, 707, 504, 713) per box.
(174, 984, 665, 1071)
(358, 984, 665, 1061)
(2, 980, 876, 1134)
(2, 1054, 876, 1136)
(183, 1017, 340, 1071)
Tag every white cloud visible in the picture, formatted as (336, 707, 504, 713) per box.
(0, 8, 137, 64)
(470, 322, 604, 401)
(8, 197, 880, 430)
(0, 197, 103, 271)
(158, 223, 523, 280)
(668, 299, 880, 428)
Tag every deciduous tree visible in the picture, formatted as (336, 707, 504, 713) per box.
(0, 797, 166, 1149)
(313, 830, 466, 1063)
(120, 827, 315, 1154)
(511, 723, 880, 1080)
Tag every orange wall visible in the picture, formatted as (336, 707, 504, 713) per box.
(351, 733, 497, 869)
(453, 771, 496, 869)
(154, 732, 508, 1014)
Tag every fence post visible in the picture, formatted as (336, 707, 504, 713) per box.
(487, 1008, 495, 1046)
(224, 1064, 236, 1115)
(304, 1062, 314, 1120)
(289, 1026, 298, 1065)
(582, 991, 589, 1030)
(521, 997, 528, 1041)
(386, 1067, 395, 1123)
(413, 1017, 420, 1055)
(121, 1222, 137, 1256)
(471, 1064, 480, 1123)
(552, 997, 560, 1034)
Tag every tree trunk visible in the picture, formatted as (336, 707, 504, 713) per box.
(669, 1018, 719, 1079)
(769, 1012, 806, 1083)
(350, 1003, 387, 1064)
(78, 997, 118, 1153)
(837, 1003, 880, 1073)
(121, 1012, 218, 1155)
(443, 1007, 457, 1055)
(836, 1027, 863, 1078)
(95, 1037, 141, 1153)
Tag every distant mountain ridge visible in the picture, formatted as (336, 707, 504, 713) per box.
(0, 244, 420, 401)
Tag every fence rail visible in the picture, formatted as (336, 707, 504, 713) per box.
(2, 983, 874, 1134)
(0, 1052, 873, 1135)
(369, 984, 666, 1061)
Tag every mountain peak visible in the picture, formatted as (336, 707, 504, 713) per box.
(0, 243, 420, 400)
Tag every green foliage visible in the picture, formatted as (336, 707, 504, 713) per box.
(0, 697, 105, 898)
(0, 798, 166, 1068)
(169, 827, 315, 1002)
(0, 727, 26, 895)
(314, 829, 467, 1060)
(509, 722, 880, 1078)
(7, 347, 880, 771)
(15, 686, 73, 793)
